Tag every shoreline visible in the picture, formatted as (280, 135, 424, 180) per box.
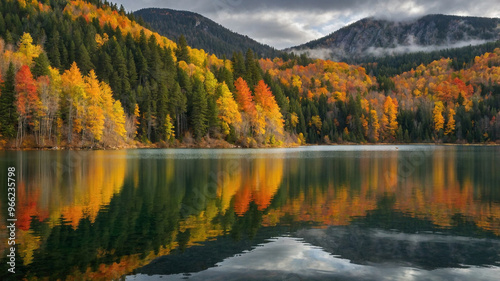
(1, 142, 499, 151)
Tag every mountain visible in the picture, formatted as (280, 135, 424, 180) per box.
(134, 8, 280, 58)
(289, 14, 500, 61)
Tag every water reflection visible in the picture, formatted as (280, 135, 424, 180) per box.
(0, 145, 499, 280)
(130, 236, 500, 281)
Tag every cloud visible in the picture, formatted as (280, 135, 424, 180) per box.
(213, 10, 328, 49)
(114, 0, 500, 49)
(365, 39, 495, 57)
(288, 48, 334, 60)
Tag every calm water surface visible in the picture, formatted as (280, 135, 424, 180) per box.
(1, 145, 500, 280)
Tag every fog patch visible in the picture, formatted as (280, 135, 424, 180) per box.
(289, 38, 496, 60)
(365, 39, 494, 57)
(287, 48, 336, 60)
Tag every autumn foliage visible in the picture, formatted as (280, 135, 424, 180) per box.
(2, 33, 128, 148)
(1, 0, 500, 148)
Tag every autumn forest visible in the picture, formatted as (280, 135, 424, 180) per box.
(1, 0, 500, 149)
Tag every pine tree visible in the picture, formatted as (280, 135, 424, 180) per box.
(0, 14, 5, 37)
(207, 94, 218, 136)
(156, 82, 169, 141)
(68, 41, 76, 68)
(127, 50, 137, 88)
(232, 51, 246, 81)
(0, 63, 18, 139)
(244, 49, 262, 88)
(191, 78, 208, 139)
(97, 51, 113, 83)
(169, 82, 187, 137)
(77, 44, 94, 75)
(176, 35, 190, 63)
(32, 52, 51, 78)
(163, 47, 177, 86)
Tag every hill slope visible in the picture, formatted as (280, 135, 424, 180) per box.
(289, 14, 500, 60)
(134, 8, 280, 58)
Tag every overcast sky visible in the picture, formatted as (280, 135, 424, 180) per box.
(113, 0, 500, 49)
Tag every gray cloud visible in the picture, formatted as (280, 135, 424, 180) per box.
(113, 0, 500, 49)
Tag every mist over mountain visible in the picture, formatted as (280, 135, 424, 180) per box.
(288, 14, 500, 60)
(134, 8, 281, 58)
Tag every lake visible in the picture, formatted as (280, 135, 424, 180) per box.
(1, 145, 500, 280)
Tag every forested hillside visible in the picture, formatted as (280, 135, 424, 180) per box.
(134, 8, 280, 59)
(0, 0, 499, 149)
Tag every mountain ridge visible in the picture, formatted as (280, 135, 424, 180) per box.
(134, 8, 281, 58)
(288, 14, 500, 60)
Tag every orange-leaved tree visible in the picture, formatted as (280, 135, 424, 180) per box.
(234, 77, 258, 136)
(15, 65, 39, 146)
(253, 80, 284, 143)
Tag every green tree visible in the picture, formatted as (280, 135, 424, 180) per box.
(231, 51, 246, 80)
(0, 63, 18, 138)
(191, 78, 208, 139)
(175, 35, 190, 63)
(32, 52, 51, 78)
(77, 44, 94, 75)
(156, 82, 169, 141)
(48, 30, 61, 69)
(169, 82, 187, 137)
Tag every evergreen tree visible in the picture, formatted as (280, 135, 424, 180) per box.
(175, 34, 190, 63)
(127, 50, 138, 88)
(207, 94, 219, 136)
(169, 82, 187, 137)
(68, 41, 76, 67)
(0, 13, 6, 37)
(191, 78, 208, 139)
(32, 52, 50, 78)
(0, 63, 18, 138)
(47, 30, 61, 69)
(97, 51, 113, 83)
(156, 82, 169, 141)
(231, 51, 246, 80)
(77, 44, 94, 75)
(244, 49, 262, 88)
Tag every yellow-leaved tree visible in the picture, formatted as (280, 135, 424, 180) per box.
(444, 108, 456, 136)
(84, 70, 105, 141)
(433, 101, 445, 133)
(17, 33, 42, 66)
(61, 62, 86, 142)
(383, 96, 398, 139)
(216, 83, 242, 136)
